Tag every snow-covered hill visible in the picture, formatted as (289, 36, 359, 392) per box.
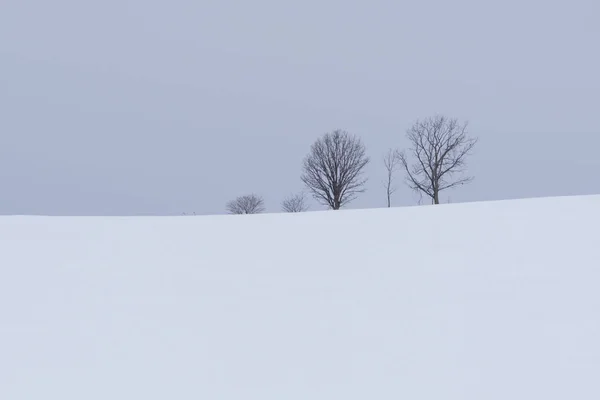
(1, 195, 599, 399)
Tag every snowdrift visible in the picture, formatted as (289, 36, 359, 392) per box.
(1, 195, 599, 399)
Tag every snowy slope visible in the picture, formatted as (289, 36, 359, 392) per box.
(1, 195, 599, 400)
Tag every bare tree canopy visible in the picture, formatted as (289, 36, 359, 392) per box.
(398, 115, 477, 205)
(383, 148, 401, 207)
(301, 130, 370, 210)
(282, 192, 309, 213)
(226, 194, 265, 214)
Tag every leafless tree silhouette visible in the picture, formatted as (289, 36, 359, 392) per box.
(398, 115, 477, 205)
(226, 194, 265, 214)
(301, 130, 370, 210)
(383, 148, 401, 207)
(282, 192, 309, 213)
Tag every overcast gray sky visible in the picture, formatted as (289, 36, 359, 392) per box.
(1, 0, 598, 215)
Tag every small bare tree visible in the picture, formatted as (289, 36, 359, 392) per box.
(226, 194, 265, 214)
(282, 192, 309, 213)
(398, 115, 477, 205)
(383, 148, 401, 207)
(301, 130, 370, 210)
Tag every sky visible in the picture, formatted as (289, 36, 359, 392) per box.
(1, 0, 599, 215)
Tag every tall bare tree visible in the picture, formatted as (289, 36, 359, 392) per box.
(383, 148, 401, 207)
(301, 130, 370, 210)
(398, 115, 477, 205)
(281, 192, 309, 213)
(226, 194, 265, 214)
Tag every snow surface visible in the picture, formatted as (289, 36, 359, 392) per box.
(1, 195, 600, 399)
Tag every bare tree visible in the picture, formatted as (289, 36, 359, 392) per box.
(398, 115, 477, 205)
(226, 194, 265, 214)
(282, 192, 309, 213)
(383, 148, 401, 207)
(301, 130, 370, 210)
